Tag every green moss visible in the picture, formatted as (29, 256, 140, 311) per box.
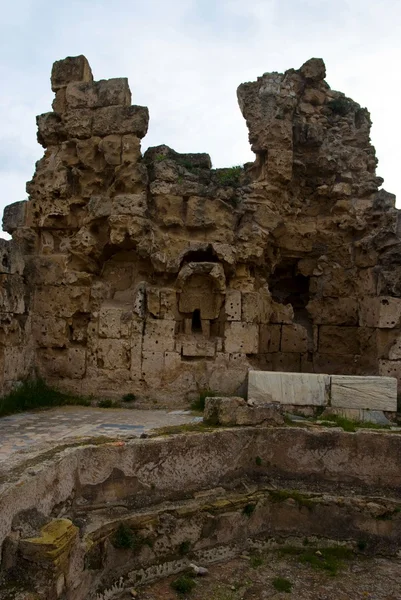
(0, 377, 90, 418)
(272, 577, 292, 593)
(171, 575, 196, 595)
(255, 456, 262, 466)
(269, 489, 315, 509)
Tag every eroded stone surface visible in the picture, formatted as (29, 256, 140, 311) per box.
(1, 55, 401, 402)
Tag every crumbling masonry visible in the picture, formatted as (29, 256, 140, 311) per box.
(1, 55, 401, 403)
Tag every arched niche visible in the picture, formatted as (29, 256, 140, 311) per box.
(176, 262, 226, 337)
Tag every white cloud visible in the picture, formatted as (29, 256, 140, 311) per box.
(1, 0, 400, 238)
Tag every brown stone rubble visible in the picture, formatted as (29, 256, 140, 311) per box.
(1, 55, 401, 402)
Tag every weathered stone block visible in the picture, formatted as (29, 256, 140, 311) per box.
(63, 109, 93, 139)
(331, 375, 397, 411)
(281, 324, 308, 353)
(0, 274, 25, 314)
(141, 351, 164, 386)
(379, 360, 401, 391)
(99, 306, 132, 338)
(319, 326, 360, 355)
(65, 78, 131, 109)
(122, 134, 141, 163)
(51, 55, 93, 91)
(248, 370, 329, 406)
(96, 339, 130, 370)
(241, 292, 259, 322)
(259, 324, 281, 353)
(92, 105, 149, 138)
(225, 290, 241, 321)
(182, 340, 215, 357)
(204, 396, 284, 426)
(32, 316, 68, 348)
(306, 297, 358, 325)
(37, 347, 86, 379)
(2, 201, 26, 233)
(34, 286, 90, 317)
(143, 320, 175, 352)
(99, 134, 122, 165)
(37, 112, 66, 147)
(112, 193, 147, 217)
(225, 322, 258, 354)
(359, 297, 401, 328)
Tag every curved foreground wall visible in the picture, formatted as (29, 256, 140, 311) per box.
(1, 426, 401, 599)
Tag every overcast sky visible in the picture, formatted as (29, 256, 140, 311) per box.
(1, 0, 400, 237)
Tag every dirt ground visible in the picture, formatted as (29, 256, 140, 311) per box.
(131, 550, 401, 600)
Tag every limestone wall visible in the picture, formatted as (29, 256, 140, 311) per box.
(2, 55, 401, 402)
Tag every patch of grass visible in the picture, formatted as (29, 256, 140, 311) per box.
(98, 399, 115, 408)
(0, 377, 90, 418)
(216, 165, 243, 187)
(122, 393, 136, 402)
(155, 154, 166, 162)
(171, 575, 196, 595)
(269, 489, 315, 510)
(243, 503, 256, 517)
(249, 552, 264, 568)
(272, 577, 292, 593)
(279, 545, 353, 575)
(190, 389, 218, 412)
(255, 456, 262, 466)
(178, 540, 191, 556)
(153, 422, 215, 436)
(323, 414, 389, 432)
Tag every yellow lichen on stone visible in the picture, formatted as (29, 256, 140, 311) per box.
(19, 519, 78, 569)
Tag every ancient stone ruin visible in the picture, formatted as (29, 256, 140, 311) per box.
(1, 55, 401, 404)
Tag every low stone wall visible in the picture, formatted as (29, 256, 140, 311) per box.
(2, 426, 401, 598)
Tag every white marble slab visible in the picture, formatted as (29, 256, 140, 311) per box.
(331, 375, 397, 411)
(248, 371, 329, 406)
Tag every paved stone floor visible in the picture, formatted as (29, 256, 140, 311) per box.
(0, 406, 200, 469)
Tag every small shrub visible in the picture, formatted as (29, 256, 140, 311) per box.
(112, 523, 135, 549)
(0, 377, 90, 418)
(250, 553, 263, 568)
(255, 456, 262, 466)
(217, 165, 243, 187)
(190, 389, 217, 412)
(272, 577, 292, 593)
(122, 393, 136, 402)
(111, 523, 147, 551)
(178, 540, 191, 556)
(243, 503, 256, 517)
(327, 97, 352, 116)
(98, 399, 114, 408)
(171, 575, 196, 595)
(155, 154, 166, 162)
